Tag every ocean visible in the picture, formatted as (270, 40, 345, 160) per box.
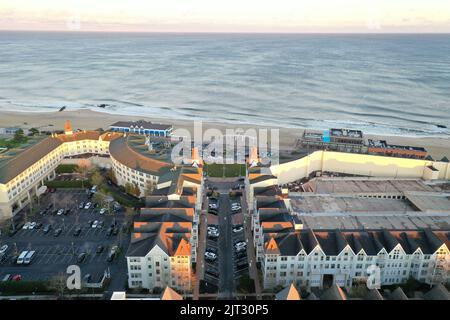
(0, 31, 449, 137)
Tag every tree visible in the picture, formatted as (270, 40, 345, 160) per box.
(29, 128, 39, 136)
(75, 159, 92, 188)
(90, 168, 104, 187)
(144, 181, 156, 196)
(107, 168, 117, 184)
(13, 129, 26, 142)
(125, 182, 141, 198)
(49, 272, 68, 299)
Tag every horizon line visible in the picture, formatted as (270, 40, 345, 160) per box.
(1, 29, 450, 35)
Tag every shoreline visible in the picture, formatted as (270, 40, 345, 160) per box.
(1, 109, 449, 159)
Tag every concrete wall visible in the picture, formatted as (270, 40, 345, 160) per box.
(270, 151, 450, 185)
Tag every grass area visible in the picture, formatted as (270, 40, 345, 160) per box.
(205, 163, 246, 177)
(99, 184, 144, 208)
(55, 164, 78, 174)
(45, 180, 91, 189)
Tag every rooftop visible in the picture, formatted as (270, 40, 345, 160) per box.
(302, 178, 434, 194)
(110, 120, 172, 131)
(329, 128, 363, 139)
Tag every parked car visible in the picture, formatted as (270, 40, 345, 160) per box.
(0, 245, 8, 255)
(78, 202, 85, 209)
(232, 225, 244, 233)
(43, 224, 52, 234)
(53, 228, 62, 237)
(205, 247, 217, 254)
(34, 222, 43, 229)
(11, 274, 22, 281)
(205, 269, 219, 278)
(84, 202, 92, 210)
(77, 252, 86, 263)
(2, 274, 11, 282)
(73, 227, 82, 236)
(112, 227, 119, 236)
(96, 245, 104, 254)
(83, 274, 91, 283)
(57, 209, 64, 216)
(91, 220, 99, 228)
(99, 208, 107, 215)
(22, 222, 31, 230)
(106, 227, 113, 236)
(204, 252, 217, 261)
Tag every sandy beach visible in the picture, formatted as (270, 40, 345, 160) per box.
(1, 109, 449, 159)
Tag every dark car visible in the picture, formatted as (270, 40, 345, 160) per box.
(43, 224, 52, 234)
(96, 245, 104, 254)
(34, 222, 43, 229)
(79, 202, 85, 209)
(77, 253, 86, 263)
(53, 228, 62, 237)
(106, 227, 113, 236)
(73, 227, 82, 236)
(107, 252, 115, 262)
(112, 228, 119, 236)
(205, 269, 219, 278)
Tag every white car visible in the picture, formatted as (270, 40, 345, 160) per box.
(99, 208, 107, 215)
(232, 226, 243, 233)
(22, 222, 31, 230)
(84, 202, 92, 210)
(57, 209, 64, 216)
(29, 222, 37, 229)
(0, 244, 8, 254)
(208, 203, 218, 209)
(235, 241, 247, 248)
(207, 226, 218, 232)
(204, 252, 217, 260)
(92, 220, 99, 228)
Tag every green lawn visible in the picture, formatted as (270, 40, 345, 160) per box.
(55, 164, 78, 174)
(205, 163, 246, 177)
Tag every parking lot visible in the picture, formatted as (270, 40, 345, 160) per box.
(202, 179, 249, 298)
(0, 189, 129, 284)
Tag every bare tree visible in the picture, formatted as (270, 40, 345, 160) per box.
(49, 272, 68, 299)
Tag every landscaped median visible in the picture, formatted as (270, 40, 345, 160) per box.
(45, 180, 91, 189)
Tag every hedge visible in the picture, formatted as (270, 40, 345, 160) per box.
(0, 281, 52, 295)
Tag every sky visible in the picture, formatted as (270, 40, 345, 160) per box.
(0, 0, 449, 33)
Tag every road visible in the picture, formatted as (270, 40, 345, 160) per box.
(218, 193, 234, 299)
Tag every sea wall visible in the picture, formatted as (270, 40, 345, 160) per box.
(270, 150, 450, 185)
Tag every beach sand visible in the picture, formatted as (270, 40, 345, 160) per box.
(1, 109, 449, 159)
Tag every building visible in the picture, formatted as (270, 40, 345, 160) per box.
(248, 160, 450, 291)
(0, 121, 122, 220)
(368, 139, 427, 159)
(261, 228, 449, 290)
(110, 120, 173, 137)
(298, 128, 366, 153)
(125, 149, 203, 292)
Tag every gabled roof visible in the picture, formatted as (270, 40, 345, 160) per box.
(161, 286, 183, 300)
(389, 287, 408, 300)
(320, 284, 347, 300)
(365, 289, 384, 300)
(275, 284, 301, 300)
(423, 284, 450, 300)
(265, 237, 280, 255)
